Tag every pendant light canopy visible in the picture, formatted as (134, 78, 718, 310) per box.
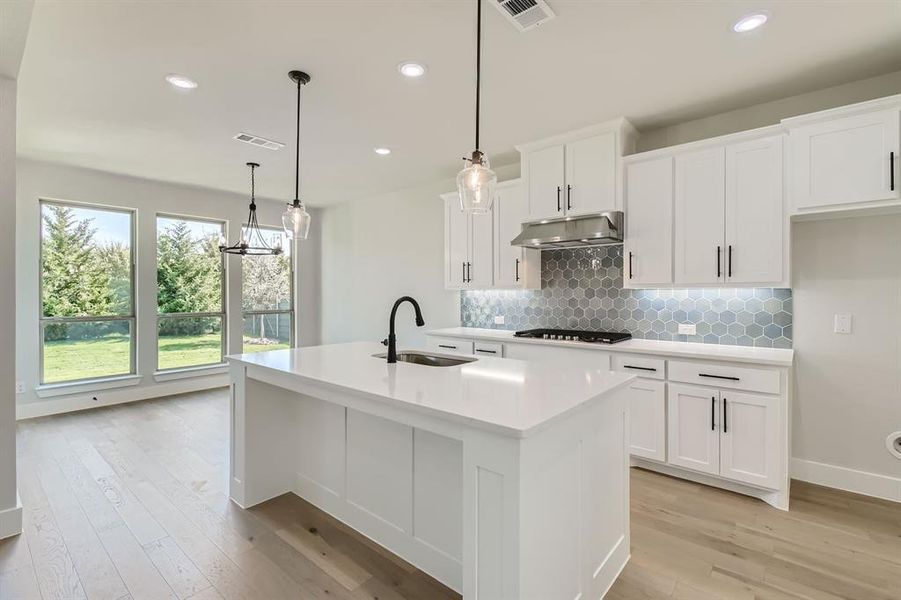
(456, 0, 497, 214)
(282, 70, 312, 240)
(220, 163, 283, 256)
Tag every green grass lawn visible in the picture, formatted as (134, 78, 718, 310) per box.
(43, 333, 291, 383)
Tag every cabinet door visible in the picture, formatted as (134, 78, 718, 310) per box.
(494, 184, 526, 288)
(720, 391, 780, 489)
(564, 133, 616, 216)
(526, 145, 565, 220)
(445, 196, 469, 289)
(468, 211, 493, 288)
(627, 379, 666, 462)
(674, 147, 726, 285)
(790, 109, 900, 210)
(624, 156, 673, 286)
(667, 384, 720, 476)
(725, 136, 784, 285)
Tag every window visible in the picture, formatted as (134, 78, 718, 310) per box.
(156, 215, 226, 370)
(40, 200, 135, 384)
(242, 227, 293, 353)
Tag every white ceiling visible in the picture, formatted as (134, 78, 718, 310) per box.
(16, 1, 901, 206)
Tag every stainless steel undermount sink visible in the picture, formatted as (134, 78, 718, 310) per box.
(372, 351, 476, 367)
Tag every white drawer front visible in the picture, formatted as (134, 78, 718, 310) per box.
(612, 354, 666, 380)
(668, 360, 779, 395)
(426, 336, 474, 356)
(473, 341, 504, 358)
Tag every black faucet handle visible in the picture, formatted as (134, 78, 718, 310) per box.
(381, 338, 389, 346)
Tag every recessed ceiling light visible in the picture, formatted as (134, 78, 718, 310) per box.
(374, 147, 392, 155)
(397, 61, 427, 78)
(165, 73, 198, 90)
(733, 13, 768, 33)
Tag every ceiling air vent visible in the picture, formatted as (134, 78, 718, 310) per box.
(493, 0, 555, 32)
(233, 132, 285, 151)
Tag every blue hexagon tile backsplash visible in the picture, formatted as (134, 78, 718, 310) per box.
(461, 246, 792, 348)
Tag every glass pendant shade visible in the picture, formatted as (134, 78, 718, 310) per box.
(282, 202, 311, 240)
(456, 154, 496, 214)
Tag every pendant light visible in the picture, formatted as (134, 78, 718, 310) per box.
(456, 0, 497, 214)
(219, 162, 283, 256)
(282, 70, 312, 240)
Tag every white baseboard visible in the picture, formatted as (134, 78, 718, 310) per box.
(0, 494, 23, 540)
(791, 458, 901, 503)
(17, 375, 229, 419)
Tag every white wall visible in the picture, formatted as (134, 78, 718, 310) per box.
(792, 215, 901, 490)
(16, 159, 321, 418)
(0, 77, 20, 537)
(319, 177, 462, 348)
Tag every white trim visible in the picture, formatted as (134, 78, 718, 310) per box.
(623, 124, 786, 163)
(35, 374, 142, 398)
(153, 364, 228, 382)
(18, 377, 228, 420)
(514, 117, 635, 154)
(780, 93, 901, 127)
(0, 494, 23, 540)
(791, 458, 901, 503)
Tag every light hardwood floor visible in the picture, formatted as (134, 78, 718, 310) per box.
(2, 389, 899, 600)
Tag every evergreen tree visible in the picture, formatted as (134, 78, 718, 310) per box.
(157, 222, 223, 335)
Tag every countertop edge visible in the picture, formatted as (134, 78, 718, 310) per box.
(426, 328, 794, 367)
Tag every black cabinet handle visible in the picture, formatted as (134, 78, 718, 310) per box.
(716, 246, 722, 278)
(723, 398, 728, 434)
(711, 396, 716, 431)
(628, 251, 634, 280)
(891, 151, 895, 191)
(728, 245, 733, 278)
(462, 261, 466, 283)
(475, 349, 497, 354)
(623, 365, 656, 372)
(438, 344, 457, 349)
(566, 184, 572, 211)
(699, 373, 740, 381)
(556, 186, 562, 212)
(515, 258, 520, 282)
(465, 262, 472, 283)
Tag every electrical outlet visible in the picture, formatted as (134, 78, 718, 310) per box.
(678, 323, 696, 335)
(834, 314, 852, 334)
(15, 381, 24, 394)
(494, 315, 505, 325)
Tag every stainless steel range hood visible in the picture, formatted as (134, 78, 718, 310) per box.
(510, 211, 624, 249)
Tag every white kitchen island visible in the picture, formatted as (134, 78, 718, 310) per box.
(228, 341, 634, 599)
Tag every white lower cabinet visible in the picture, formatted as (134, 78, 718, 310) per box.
(667, 383, 780, 490)
(667, 384, 721, 476)
(625, 379, 666, 462)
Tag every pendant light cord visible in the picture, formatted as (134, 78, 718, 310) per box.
(250, 163, 256, 206)
(475, 0, 482, 152)
(294, 78, 301, 205)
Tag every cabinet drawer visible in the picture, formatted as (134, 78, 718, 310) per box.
(426, 337, 474, 356)
(668, 360, 779, 395)
(473, 341, 504, 358)
(612, 354, 665, 380)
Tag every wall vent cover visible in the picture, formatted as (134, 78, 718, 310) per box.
(493, 0, 555, 32)
(233, 132, 285, 151)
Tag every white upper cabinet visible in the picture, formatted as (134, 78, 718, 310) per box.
(787, 104, 900, 214)
(725, 136, 784, 285)
(623, 155, 673, 286)
(493, 181, 540, 289)
(674, 147, 726, 285)
(525, 145, 566, 219)
(442, 193, 493, 290)
(517, 119, 637, 222)
(565, 132, 617, 216)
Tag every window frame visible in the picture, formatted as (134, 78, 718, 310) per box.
(155, 212, 228, 372)
(241, 225, 295, 353)
(38, 198, 137, 385)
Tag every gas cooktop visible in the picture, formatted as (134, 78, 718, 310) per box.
(513, 328, 632, 344)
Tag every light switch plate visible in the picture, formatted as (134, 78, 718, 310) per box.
(678, 323, 697, 335)
(834, 314, 852, 334)
(494, 315, 505, 325)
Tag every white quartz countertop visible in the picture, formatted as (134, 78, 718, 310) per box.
(228, 341, 634, 438)
(428, 327, 794, 367)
